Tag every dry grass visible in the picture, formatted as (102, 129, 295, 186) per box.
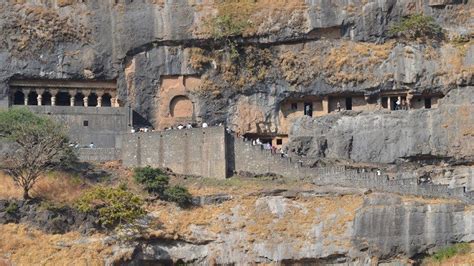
(148, 191, 363, 248)
(0, 171, 90, 204)
(276, 40, 395, 86)
(0, 5, 90, 57)
(320, 40, 395, 85)
(0, 224, 111, 266)
(194, 0, 308, 37)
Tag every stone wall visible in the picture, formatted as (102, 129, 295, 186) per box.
(229, 135, 473, 203)
(21, 106, 130, 148)
(77, 148, 121, 162)
(121, 127, 227, 179)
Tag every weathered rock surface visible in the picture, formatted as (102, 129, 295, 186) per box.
(120, 192, 473, 265)
(0, 200, 99, 234)
(0, 0, 472, 129)
(288, 87, 474, 164)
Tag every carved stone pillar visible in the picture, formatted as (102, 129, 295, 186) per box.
(82, 90, 91, 107)
(23, 89, 30, 106)
(406, 93, 414, 110)
(50, 89, 58, 106)
(96, 91, 104, 107)
(69, 90, 76, 107)
(110, 92, 118, 107)
(36, 89, 44, 106)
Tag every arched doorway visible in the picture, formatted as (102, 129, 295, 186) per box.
(170, 95, 193, 118)
(42, 91, 52, 106)
(74, 92, 84, 107)
(13, 91, 24, 105)
(56, 92, 70, 106)
(88, 93, 98, 107)
(102, 93, 112, 107)
(28, 91, 38, 106)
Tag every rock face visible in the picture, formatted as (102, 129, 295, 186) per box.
(287, 87, 474, 164)
(0, 0, 472, 129)
(121, 192, 473, 265)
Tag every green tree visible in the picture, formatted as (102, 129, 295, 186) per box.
(76, 186, 146, 228)
(0, 108, 74, 199)
(389, 14, 443, 41)
(164, 186, 193, 207)
(133, 166, 170, 194)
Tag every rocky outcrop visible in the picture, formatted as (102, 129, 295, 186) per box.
(0, 200, 99, 234)
(119, 192, 473, 265)
(287, 87, 474, 164)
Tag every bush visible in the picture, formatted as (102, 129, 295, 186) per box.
(389, 14, 443, 41)
(5, 202, 18, 215)
(164, 186, 192, 207)
(432, 243, 471, 262)
(133, 166, 169, 194)
(76, 186, 146, 228)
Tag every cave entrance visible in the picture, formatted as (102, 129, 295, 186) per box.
(28, 91, 38, 106)
(345, 97, 352, 111)
(102, 93, 112, 107)
(88, 93, 98, 107)
(304, 102, 313, 117)
(56, 92, 70, 106)
(42, 91, 52, 106)
(74, 93, 84, 107)
(424, 98, 432, 109)
(13, 91, 24, 105)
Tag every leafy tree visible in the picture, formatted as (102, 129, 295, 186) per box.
(389, 14, 443, 41)
(76, 186, 146, 228)
(0, 108, 74, 200)
(164, 186, 192, 207)
(133, 166, 169, 194)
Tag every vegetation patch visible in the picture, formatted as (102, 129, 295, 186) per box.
(0, 109, 75, 200)
(76, 186, 146, 228)
(0, 5, 90, 57)
(389, 14, 443, 41)
(133, 166, 169, 195)
(427, 243, 472, 264)
(133, 166, 193, 207)
(163, 186, 193, 207)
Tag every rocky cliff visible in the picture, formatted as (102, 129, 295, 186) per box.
(2, 187, 472, 265)
(287, 87, 473, 164)
(0, 0, 472, 127)
(125, 191, 473, 265)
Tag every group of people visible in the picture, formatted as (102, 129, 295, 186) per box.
(131, 127, 153, 133)
(69, 142, 95, 149)
(250, 137, 288, 158)
(164, 122, 210, 131)
(394, 99, 409, 110)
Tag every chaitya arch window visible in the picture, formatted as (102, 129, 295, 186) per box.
(170, 95, 193, 118)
